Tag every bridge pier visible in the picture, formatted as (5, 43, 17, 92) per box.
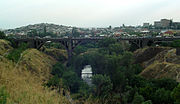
(67, 40, 73, 63)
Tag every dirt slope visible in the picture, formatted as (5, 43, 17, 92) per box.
(136, 47, 180, 82)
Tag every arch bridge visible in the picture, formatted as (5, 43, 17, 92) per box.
(13, 37, 180, 61)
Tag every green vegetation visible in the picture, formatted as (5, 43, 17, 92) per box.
(171, 84, 180, 104)
(6, 43, 28, 62)
(45, 37, 180, 104)
(47, 63, 83, 93)
(160, 40, 180, 48)
(0, 41, 69, 103)
(92, 74, 113, 101)
(0, 86, 8, 104)
(0, 31, 6, 39)
(0, 37, 179, 104)
(132, 92, 144, 104)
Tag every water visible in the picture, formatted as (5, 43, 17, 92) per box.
(81, 65, 93, 85)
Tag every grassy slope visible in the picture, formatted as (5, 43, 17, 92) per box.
(19, 49, 57, 80)
(0, 40, 69, 104)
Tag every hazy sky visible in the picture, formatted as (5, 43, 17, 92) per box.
(0, 0, 180, 29)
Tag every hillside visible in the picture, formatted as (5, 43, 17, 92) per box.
(135, 47, 180, 82)
(19, 49, 57, 80)
(4, 23, 72, 36)
(0, 40, 70, 104)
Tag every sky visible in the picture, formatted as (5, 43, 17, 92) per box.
(0, 0, 180, 29)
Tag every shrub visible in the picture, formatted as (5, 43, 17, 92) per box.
(6, 43, 28, 62)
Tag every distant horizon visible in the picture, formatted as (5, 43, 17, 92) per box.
(1, 0, 180, 29)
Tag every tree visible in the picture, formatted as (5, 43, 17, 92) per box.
(92, 74, 113, 98)
(46, 75, 60, 87)
(171, 40, 180, 47)
(152, 78, 178, 90)
(142, 100, 152, 104)
(62, 71, 81, 93)
(120, 51, 134, 66)
(154, 88, 173, 104)
(108, 43, 124, 55)
(98, 38, 116, 48)
(171, 84, 180, 104)
(0, 31, 6, 39)
(74, 45, 87, 55)
(139, 84, 154, 100)
(132, 92, 144, 104)
(51, 63, 66, 78)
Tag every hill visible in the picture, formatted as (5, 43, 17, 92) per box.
(134, 47, 180, 82)
(0, 40, 70, 104)
(19, 49, 57, 80)
(4, 23, 73, 37)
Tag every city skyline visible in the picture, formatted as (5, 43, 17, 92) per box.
(0, 0, 180, 29)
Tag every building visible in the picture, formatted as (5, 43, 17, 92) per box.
(154, 19, 171, 28)
(172, 22, 180, 29)
(143, 23, 150, 27)
(154, 21, 162, 28)
(161, 30, 174, 37)
(81, 65, 93, 85)
(161, 19, 171, 28)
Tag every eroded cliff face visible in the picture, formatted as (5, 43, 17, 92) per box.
(134, 47, 180, 82)
(134, 47, 172, 64)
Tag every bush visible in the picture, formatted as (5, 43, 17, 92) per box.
(46, 75, 61, 88)
(6, 43, 28, 62)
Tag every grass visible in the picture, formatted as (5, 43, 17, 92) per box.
(0, 49, 70, 104)
(19, 49, 57, 80)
